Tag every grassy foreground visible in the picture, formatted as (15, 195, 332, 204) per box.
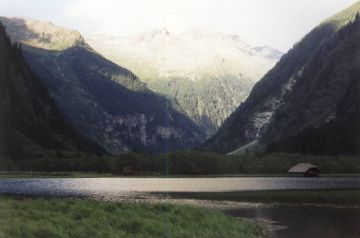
(0, 198, 264, 238)
(170, 189, 360, 205)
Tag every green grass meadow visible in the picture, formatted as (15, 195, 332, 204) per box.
(0, 198, 264, 238)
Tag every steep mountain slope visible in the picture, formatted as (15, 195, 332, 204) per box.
(0, 17, 205, 154)
(0, 22, 105, 159)
(202, 1, 360, 155)
(86, 30, 282, 136)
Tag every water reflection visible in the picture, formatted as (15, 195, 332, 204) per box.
(0, 177, 359, 199)
(226, 205, 360, 238)
(1, 177, 360, 237)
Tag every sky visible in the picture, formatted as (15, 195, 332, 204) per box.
(0, 0, 357, 51)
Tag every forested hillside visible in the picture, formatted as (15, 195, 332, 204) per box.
(87, 30, 281, 136)
(203, 2, 360, 155)
(0, 22, 105, 162)
(0, 17, 205, 154)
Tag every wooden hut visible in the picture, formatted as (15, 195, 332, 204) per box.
(288, 163, 319, 177)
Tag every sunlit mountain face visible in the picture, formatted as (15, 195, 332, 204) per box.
(87, 29, 282, 136)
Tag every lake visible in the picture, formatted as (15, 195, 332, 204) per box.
(0, 177, 359, 237)
(226, 205, 360, 238)
(0, 177, 359, 196)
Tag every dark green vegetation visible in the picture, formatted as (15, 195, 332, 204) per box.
(0, 150, 109, 173)
(148, 74, 254, 137)
(2, 3, 360, 173)
(0, 17, 205, 155)
(203, 2, 360, 155)
(170, 189, 360, 205)
(87, 32, 281, 138)
(0, 22, 104, 163)
(23, 44, 204, 154)
(2, 150, 360, 175)
(153, 152, 360, 175)
(266, 13, 360, 155)
(0, 198, 264, 238)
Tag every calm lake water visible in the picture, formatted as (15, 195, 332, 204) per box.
(0, 177, 359, 197)
(1, 177, 359, 237)
(226, 205, 360, 238)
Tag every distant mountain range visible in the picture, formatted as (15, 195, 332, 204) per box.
(0, 17, 205, 154)
(202, 1, 360, 155)
(4, 0, 358, 158)
(86, 30, 282, 136)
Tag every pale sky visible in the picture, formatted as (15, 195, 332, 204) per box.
(0, 0, 357, 51)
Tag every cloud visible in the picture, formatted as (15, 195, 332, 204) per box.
(63, 0, 171, 34)
(0, 0, 357, 51)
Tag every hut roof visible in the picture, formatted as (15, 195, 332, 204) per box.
(288, 163, 318, 173)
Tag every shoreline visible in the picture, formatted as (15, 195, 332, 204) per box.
(2, 189, 360, 237)
(0, 171, 359, 178)
(2, 192, 359, 237)
(165, 189, 360, 206)
(2, 189, 360, 207)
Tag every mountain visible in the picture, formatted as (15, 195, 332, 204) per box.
(86, 30, 282, 136)
(0, 17, 205, 154)
(202, 1, 360, 155)
(0, 22, 105, 160)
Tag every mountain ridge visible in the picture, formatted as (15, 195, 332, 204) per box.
(202, 1, 360, 155)
(0, 16, 84, 50)
(0, 21, 105, 160)
(86, 29, 282, 136)
(87, 29, 281, 81)
(1, 17, 205, 154)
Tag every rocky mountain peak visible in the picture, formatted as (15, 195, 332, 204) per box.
(135, 28, 172, 42)
(87, 29, 282, 83)
(181, 29, 243, 42)
(0, 16, 85, 50)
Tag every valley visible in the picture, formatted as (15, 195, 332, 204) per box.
(0, 17, 205, 154)
(87, 30, 282, 136)
(1, 1, 360, 237)
(203, 1, 360, 155)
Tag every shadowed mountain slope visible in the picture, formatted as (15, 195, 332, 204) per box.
(202, 1, 360, 155)
(87, 30, 282, 136)
(1, 17, 205, 154)
(0, 22, 105, 159)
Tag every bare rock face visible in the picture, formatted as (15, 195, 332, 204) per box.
(202, 1, 360, 155)
(86, 30, 282, 136)
(1, 17, 205, 154)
